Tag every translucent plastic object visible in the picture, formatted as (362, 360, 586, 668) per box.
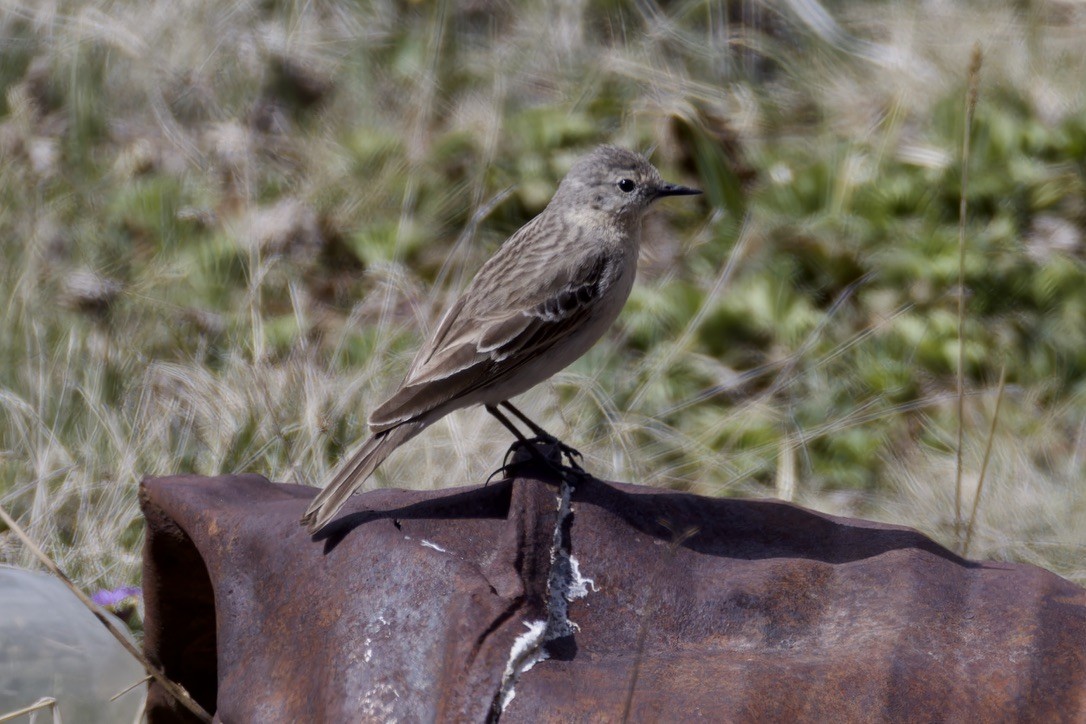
(0, 565, 144, 722)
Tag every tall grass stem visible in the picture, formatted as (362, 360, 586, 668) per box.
(955, 44, 983, 543)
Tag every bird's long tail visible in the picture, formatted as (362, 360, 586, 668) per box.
(301, 421, 426, 533)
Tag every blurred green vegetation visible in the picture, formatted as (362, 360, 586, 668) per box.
(1, 0, 1085, 585)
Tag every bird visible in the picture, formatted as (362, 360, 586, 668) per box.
(301, 145, 701, 532)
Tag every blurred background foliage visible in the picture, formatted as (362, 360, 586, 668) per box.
(1, 0, 1084, 587)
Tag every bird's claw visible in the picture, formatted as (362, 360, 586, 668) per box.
(485, 463, 517, 486)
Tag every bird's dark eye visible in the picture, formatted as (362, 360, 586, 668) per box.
(617, 178, 636, 193)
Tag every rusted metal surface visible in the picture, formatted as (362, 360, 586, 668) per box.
(141, 469, 1086, 722)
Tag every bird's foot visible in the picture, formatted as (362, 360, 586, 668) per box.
(521, 435, 583, 472)
(502, 436, 584, 474)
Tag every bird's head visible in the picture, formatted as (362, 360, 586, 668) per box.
(553, 145, 701, 221)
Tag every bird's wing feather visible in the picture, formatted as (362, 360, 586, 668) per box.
(403, 295, 467, 381)
(402, 213, 558, 377)
(369, 253, 610, 430)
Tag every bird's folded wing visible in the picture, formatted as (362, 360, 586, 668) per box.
(368, 255, 609, 430)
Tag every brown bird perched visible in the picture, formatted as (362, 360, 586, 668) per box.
(302, 145, 700, 532)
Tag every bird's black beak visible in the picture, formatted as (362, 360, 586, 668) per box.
(653, 182, 702, 199)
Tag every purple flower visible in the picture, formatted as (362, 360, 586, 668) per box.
(92, 586, 143, 629)
(92, 586, 141, 608)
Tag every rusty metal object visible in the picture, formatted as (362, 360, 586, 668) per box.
(140, 470, 1086, 722)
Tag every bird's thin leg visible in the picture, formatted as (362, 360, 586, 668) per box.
(498, 401, 552, 438)
(485, 404, 568, 474)
(485, 404, 532, 444)
(499, 401, 583, 468)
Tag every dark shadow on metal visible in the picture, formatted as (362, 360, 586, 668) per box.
(569, 477, 978, 568)
(317, 447, 971, 566)
(314, 478, 514, 552)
